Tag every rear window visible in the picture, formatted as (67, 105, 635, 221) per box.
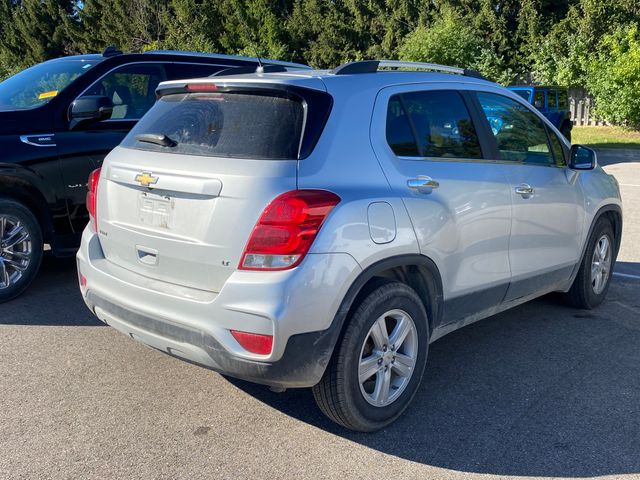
(122, 91, 305, 160)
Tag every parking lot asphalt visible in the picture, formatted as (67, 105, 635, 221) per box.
(1, 149, 639, 480)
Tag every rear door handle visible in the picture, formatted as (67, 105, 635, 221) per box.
(407, 176, 439, 192)
(515, 183, 534, 197)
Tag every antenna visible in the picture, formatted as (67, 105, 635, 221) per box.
(234, 5, 264, 74)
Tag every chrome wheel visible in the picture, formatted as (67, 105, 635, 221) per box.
(0, 215, 32, 290)
(591, 234, 612, 295)
(358, 309, 418, 407)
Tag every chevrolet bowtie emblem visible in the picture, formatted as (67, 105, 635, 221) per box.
(135, 172, 158, 187)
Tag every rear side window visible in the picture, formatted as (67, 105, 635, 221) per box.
(547, 90, 558, 109)
(557, 90, 569, 109)
(386, 90, 482, 159)
(477, 92, 554, 165)
(122, 91, 305, 159)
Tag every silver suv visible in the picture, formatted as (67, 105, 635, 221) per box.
(77, 60, 622, 432)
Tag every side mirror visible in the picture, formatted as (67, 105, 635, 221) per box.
(569, 144, 597, 170)
(69, 95, 113, 129)
(534, 100, 544, 109)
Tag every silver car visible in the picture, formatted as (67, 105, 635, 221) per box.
(77, 60, 622, 431)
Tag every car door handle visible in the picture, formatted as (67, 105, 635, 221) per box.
(515, 183, 534, 197)
(407, 176, 439, 192)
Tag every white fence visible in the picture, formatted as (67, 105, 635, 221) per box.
(569, 88, 607, 126)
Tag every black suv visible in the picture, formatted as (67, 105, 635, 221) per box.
(0, 48, 309, 302)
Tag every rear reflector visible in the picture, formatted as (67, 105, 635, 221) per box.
(239, 190, 340, 271)
(230, 330, 273, 355)
(86, 168, 101, 233)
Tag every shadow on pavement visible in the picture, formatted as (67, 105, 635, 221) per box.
(0, 253, 103, 326)
(593, 147, 640, 166)
(229, 280, 640, 478)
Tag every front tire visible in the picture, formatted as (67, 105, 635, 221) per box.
(0, 199, 43, 303)
(564, 217, 615, 309)
(313, 282, 429, 432)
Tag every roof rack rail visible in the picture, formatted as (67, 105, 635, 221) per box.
(330, 60, 486, 80)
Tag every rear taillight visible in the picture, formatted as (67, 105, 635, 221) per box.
(239, 190, 340, 271)
(86, 168, 101, 232)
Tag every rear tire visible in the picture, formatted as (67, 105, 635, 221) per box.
(564, 217, 615, 309)
(312, 282, 429, 432)
(0, 199, 43, 303)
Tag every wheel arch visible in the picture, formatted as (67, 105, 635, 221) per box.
(334, 254, 444, 338)
(567, 203, 623, 287)
(0, 175, 53, 242)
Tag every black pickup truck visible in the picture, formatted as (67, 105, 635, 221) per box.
(0, 48, 308, 302)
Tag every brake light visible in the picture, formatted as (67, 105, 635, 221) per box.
(86, 168, 101, 232)
(239, 190, 340, 271)
(230, 330, 273, 355)
(186, 83, 218, 92)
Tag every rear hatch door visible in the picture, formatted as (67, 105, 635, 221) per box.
(96, 84, 329, 293)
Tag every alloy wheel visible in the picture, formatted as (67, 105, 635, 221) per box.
(0, 215, 32, 290)
(358, 309, 418, 407)
(591, 234, 612, 295)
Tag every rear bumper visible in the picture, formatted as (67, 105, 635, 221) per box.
(77, 229, 361, 388)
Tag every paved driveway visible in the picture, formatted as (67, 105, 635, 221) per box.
(0, 149, 638, 480)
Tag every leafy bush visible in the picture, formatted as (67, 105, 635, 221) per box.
(587, 25, 640, 127)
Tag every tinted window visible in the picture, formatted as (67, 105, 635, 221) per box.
(533, 90, 545, 109)
(557, 90, 569, 109)
(82, 64, 165, 120)
(122, 91, 304, 160)
(0, 58, 100, 111)
(513, 90, 531, 102)
(386, 91, 482, 159)
(477, 92, 554, 165)
(165, 63, 225, 80)
(386, 96, 420, 156)
(547, 90, 558, 109)
(548, 128, 566, 166)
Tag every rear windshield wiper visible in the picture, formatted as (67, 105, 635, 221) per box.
(135, 133, 177, 147)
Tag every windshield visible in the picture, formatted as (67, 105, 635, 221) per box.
(0, 58, 100, 111)
(512, 89, 532, 102)
(122, 91, 306, 160)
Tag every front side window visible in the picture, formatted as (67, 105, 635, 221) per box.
(0, 59, 100, 111)
(386, 90, 482, 159)
(477, 92, 554, 166)
(82, 64, 165, 120)
(533, 90, 545, 109)
(548, 128, 566, 166)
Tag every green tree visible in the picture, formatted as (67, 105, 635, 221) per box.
(67, 0, 168, 53)
(2, 0, 73, 69)
(162, 0, 222, 52)
(398, 5, 513, 84)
